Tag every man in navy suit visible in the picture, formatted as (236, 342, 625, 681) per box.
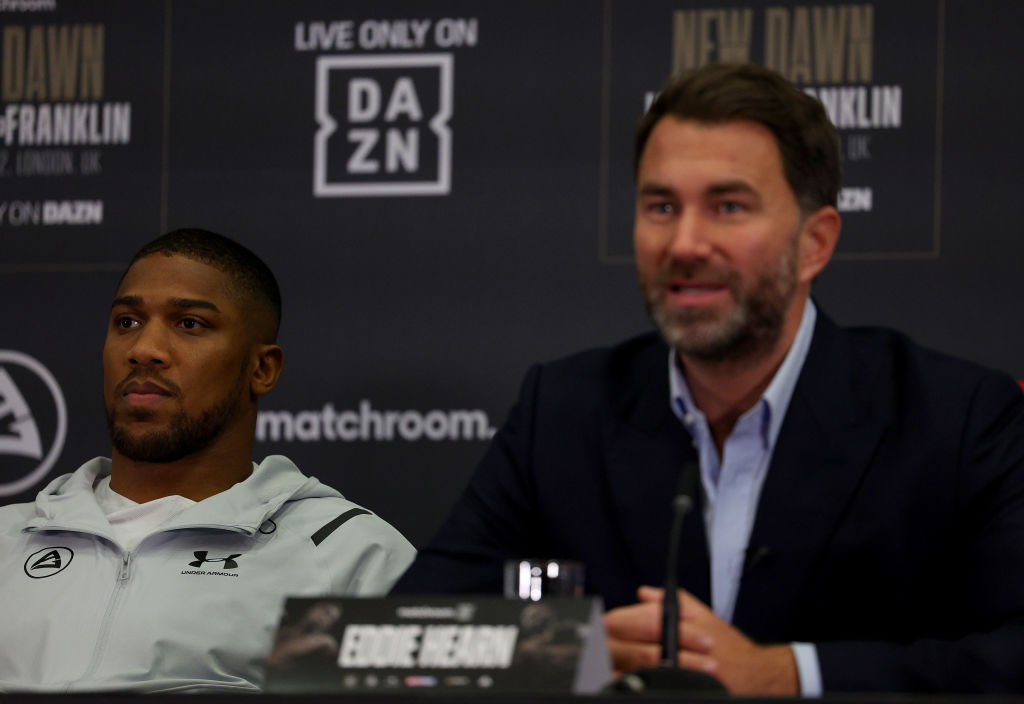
(394, 64, 1024, 694)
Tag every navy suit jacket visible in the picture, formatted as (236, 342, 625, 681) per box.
(395, 313, 1024, 693)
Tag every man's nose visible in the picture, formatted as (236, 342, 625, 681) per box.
(667, 210, 713, 261)
(127, 324, 170, 367)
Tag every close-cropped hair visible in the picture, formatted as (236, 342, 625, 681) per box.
(635, 63, 841, 212)
(125, 228, 282, 342)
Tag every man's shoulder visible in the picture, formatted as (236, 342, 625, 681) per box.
(815, 316, 1020, 407)
(830, 318, 1008, 378)
(0, 497, 38, 530)
(258, 457, 413, 555)
(279, 491, 409, 545)
(0, 461, 101, 532)
(502, 332, 671, 428)
(537, 331, 667, 385)
(265, 469, 415, 593)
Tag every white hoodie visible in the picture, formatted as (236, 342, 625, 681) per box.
(0, 455, 415, 693)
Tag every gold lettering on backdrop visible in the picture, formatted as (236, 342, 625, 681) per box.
(847, 5, 872, 82)
(698, 10, 716, 66)
(672, 10, 697, 72)
(812, 7, 846, 82)
(717, 9, 753, 62)
(0, 24, 104, 101)
(79, 24, 103, 99)
(763, 5, 873, 84)
(764, 7, 790, 77)
(47, 26, 82, 100)
(2, 25, 25, 100)
(789, 7, 812, 83)
(25, 26, 46, 100)
(672, 8, 753, 74)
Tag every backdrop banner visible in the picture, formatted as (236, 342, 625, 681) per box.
(2, 0, 1022, 549)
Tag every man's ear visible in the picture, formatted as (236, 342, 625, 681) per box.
(250, 344, 284, 397)
(797, 205, 841, 284)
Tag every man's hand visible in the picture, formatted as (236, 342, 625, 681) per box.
(603, 589, 717, 676)
(603, 586, 799, 696)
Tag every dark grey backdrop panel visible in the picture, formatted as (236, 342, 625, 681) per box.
(603, 0, 941, 260)
(2, 0, 1023, 549)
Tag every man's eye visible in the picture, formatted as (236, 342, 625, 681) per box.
(116, 317, 138, 329)
(180, 318, 200, 330)
(718, 201, 745, 214)
(649, 202, 675, 215)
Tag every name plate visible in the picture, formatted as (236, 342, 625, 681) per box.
(264, 596, 611, 694)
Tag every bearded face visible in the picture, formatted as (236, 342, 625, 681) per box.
(633, 117, 811, 365)
(639, 230, 799, 362)
(103, 254, 257, 465)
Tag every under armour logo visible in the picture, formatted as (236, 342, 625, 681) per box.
(188, 551, 242, 569)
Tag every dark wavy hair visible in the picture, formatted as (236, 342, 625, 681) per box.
(635, 63, 840, 212)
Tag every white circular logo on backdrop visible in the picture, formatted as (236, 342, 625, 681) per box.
(0, 350, 67, 497)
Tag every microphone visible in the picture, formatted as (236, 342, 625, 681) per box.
(612, 460, 726, 694)
(660, 491, 692, 665)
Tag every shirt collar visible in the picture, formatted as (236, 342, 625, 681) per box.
(669, 299, 817, 450)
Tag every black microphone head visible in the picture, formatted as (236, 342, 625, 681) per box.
(675, 459, 700, 500)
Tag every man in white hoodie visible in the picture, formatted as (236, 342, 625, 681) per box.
(0, 228, 414, 693)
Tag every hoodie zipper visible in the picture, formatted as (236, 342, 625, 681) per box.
(70, 551, 133, 690)
(25, 521, 257, 690)
(23, 523, 133, 690)
(68, 526, 258, 688)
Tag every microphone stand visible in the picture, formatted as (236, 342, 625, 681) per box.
(660, 493, 692, 665)
(612, 463, 726, 694)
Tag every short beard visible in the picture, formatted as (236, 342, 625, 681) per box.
(106, 375, 247, 464)
(641, 239, 798, 364)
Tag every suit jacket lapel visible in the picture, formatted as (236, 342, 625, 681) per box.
(603, 338, 712, 604)
(732, 314, 887, 640)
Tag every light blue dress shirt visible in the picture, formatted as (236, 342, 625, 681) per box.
(668, 299, 822, 696)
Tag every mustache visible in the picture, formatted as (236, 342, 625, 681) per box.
(652, 260, 737, 287)
(113, 370, 182, 398)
